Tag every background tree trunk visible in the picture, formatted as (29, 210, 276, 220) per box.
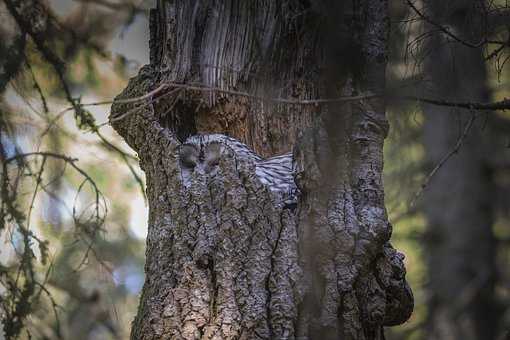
(110, 1, 413, 339)
(422, 1, 500, 338)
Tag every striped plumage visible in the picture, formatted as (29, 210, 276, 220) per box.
(184, 134, 263, 163)
(181, 134, 298, 205)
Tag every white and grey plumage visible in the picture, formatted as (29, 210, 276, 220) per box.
(179, 134, 298, 206)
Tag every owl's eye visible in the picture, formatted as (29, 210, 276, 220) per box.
(204, 142, 221, 167)
(179, 144, 198, 168)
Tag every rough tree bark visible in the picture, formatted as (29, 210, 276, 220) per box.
(110, 1, 413, 339)
(422, 0, 500, 338)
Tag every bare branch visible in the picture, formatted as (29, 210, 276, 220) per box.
(405, 0, 481, 48)
(411, 113, 477, 206)
(108, 81, 510, 115)
(400, 96, 510, 111)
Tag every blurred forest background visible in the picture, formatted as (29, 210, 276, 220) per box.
(0, 0, 509, 339)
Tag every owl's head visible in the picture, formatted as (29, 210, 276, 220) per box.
(179, 141, 221, 172)
(178, 135, 227, 186)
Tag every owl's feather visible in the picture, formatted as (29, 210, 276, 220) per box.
(181, 134, 299, 205)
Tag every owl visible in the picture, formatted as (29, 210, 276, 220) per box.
(178, 134, 298, 206)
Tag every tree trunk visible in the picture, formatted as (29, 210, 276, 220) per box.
(422, 1, 500, 338)
(110, 1, 413, 339)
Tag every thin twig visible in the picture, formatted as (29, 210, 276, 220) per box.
(411, 113, 477, 206)
(164, 82, 379, 105)
(87, 83, 169, 108)
(109, 87, 181, 122)
(5, 152, 78, 164)
(47, 82, 510, 129)
(26, 156, 47, 231)
(406, 0, 487, 49)
(43, 83, 169, 134)
(402, 95, 510, 111)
